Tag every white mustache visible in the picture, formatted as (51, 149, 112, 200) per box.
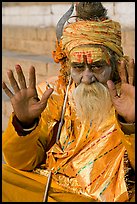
(72, 82, 112, 126)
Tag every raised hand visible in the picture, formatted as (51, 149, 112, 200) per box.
(2, 65, 53, 127)
(107, 59, 135, 123)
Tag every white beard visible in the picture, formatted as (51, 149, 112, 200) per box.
(72, 82, 113, 127)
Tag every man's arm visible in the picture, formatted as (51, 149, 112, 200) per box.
(2, 112, 51, 170)
(118, 117, 135, 170)
(2, 78, 64, 171)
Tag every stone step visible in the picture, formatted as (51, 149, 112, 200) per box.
(2, 49, 60, 85)
(2, 26, 57, 55)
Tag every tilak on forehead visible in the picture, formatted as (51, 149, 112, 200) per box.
(69, 46, 111, 64)
(72, 50, 94, 63)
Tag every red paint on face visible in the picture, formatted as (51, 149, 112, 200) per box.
(73, 51, 93, 63)
(83, 55, 87, 63)
(73, 52, 82, 62)
(87, 53, 93, 63)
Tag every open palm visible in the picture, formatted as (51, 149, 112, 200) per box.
(107, 59, 135, 123)
(2, 65, 53, 127)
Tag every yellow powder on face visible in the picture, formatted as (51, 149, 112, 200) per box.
(69, 46, 111, 64)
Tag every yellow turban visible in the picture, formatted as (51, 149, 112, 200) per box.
(61, 19, 124, 59)
(52, 19, 127, 84)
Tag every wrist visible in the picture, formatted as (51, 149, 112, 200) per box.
(123, 117, 135, 124)
(18, 119, 37, 129)
(117, 114, 135, 134)
(15, 115, 39, 129)
(12, 114, 39, 136)
(118, 114, 135, 123)
(22, 121, 38, 132)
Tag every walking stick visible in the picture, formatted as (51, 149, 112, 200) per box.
(43, 76, 72, 202)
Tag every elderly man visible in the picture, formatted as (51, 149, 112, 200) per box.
(2, 2, 135, 202)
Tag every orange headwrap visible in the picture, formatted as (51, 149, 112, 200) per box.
(52, 18, 128, 83)
(62, 19, 123, 58)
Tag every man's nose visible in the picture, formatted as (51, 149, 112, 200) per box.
(81, 68, 96, 84)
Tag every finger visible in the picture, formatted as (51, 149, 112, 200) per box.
(127, 59, 134, 85)
(29, 66, 36, 89)
(15, 64, 27, 89)
(107, 80, 118, 100)
(39, 88, 54, 108)
(118, 60, 127, 83)
(7, 69, 20, 93)
(2, 81, 14, 98)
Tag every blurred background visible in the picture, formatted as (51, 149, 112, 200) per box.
(2, 2, 135, 132)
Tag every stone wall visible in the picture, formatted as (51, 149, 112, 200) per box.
(2, 2, 135, 28)
(2, 26, 56, 56)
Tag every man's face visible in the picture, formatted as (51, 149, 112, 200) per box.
(69, 46, 112, 86)
(70, 46, 113, 126)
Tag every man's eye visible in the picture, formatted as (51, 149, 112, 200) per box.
(93, 66, 102, 69)
(73, 65, 84, 69)
(87, 64, 105, 74)
(77, 66, 84, 69)
(91, 66, 103, 70)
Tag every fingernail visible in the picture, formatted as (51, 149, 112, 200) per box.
(15, 64, 21, 69)
(7, 69, 12, 73)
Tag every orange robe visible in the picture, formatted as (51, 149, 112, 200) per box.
(2, 76, 135, 202)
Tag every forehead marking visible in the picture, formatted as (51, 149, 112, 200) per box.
(73, 51, 93, 63)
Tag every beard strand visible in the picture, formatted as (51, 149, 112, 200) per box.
(72, 82, 113, 127)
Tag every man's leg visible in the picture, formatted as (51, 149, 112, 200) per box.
(2, 164, 95, 202)
(2, 164, 47, 202)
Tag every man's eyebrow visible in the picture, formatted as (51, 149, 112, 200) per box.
(70, 60, 108, 67)
(71, 62, 84, 66)
(90, 60, 108, 66)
